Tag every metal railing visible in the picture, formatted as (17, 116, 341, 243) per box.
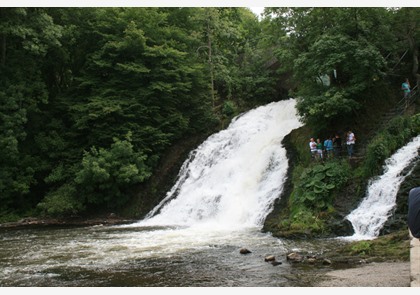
(351, 84, 418, 158)
(395, 84, 418, 115)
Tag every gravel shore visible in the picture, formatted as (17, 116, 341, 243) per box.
(313, 262, 410, 287)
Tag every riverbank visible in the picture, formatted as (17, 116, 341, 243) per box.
(0, 215, 136, 229)
(410, 233, 420, 287)
(312, 232, 419, 287)
(313, 261, 410, 287)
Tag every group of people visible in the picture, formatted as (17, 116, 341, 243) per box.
(309, 130, 356, 161)
(306, 78, 412, 162)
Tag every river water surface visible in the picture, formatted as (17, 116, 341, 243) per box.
(0, 224, 350, 287)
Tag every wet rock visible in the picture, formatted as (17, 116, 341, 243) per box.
(240, 248, 252, 254)
(322, 259, 332, 265)
(18, 217, 40, 224)
(287, 252, 304, 262)
(264, 255, 282, 266)
(271, 260, 283, 266)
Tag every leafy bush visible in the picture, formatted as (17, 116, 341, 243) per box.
(290, 208, 325, 232)
(74, 134, 152, 209)
(292, 160, 350, 210)
(0, 211, 22, 223)
(36, 183, 84, 217)
(222, 100, 237, 117)
(363, 115, 420, 177)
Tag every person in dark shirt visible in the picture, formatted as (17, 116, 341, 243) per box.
(408, 187, 420, 240)
(333, 133, 342, 158)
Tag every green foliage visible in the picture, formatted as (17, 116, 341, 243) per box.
(349, 240, 373, 256)
(292, 160, 351, 210)
(275, 159, 351, 237)
(222, 100, 237, 117)
(363, 115, 420, 177)
(294, 31, 387, 125)
(275, 202, 331, 235)
(296, 89, 358, 129)
(338, 230, 410, 261)
(0, 211, 22, 223)
(36, 183, 84, 217)
(266, 8, 395, 126)
(74, 135, 152, 209)
(289, 208, 325, 233)
(0, 8, 63, 212)
(0, 7, 274, 219)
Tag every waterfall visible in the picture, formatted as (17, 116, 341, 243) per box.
(138, 99, 302, 230)
(345, 135, 420, 240)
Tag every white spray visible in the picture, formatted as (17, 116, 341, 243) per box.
(345, 135, 420, 240)
(138, 99, 302, 230)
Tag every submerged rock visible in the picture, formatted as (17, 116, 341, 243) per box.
(264, 255, 282, 266)
(287, 252, 304, 262)
(271, 260, 283, 266)
(240, 248, 252, 254)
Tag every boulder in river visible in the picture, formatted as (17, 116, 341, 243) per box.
(287, 252, 304, 262)
(240, 248, 252, 254)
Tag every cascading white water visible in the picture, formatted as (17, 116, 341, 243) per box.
(138, 98, 302, 230)
(345, 135, 420, 240)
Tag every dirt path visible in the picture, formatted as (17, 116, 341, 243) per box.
(313, 262, 410, 287)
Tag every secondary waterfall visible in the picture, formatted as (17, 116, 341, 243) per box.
(138, 98, 302, 230)
(345, 135, 420, 240)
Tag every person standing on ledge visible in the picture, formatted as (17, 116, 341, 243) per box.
(408, 186, 420, 241)
(346, 130, 356, 158)
(333, 133, 342, 158)
(401, 78, 411, 109)
(309, 137, 317, 160)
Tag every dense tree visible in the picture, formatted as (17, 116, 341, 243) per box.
(263, 8, 401, 128)
(0, 8, 62, 214)
(390, 8, 420, 86)
(0, 7, 274, 219)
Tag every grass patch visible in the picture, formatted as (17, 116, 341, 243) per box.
(337, 230, 410, 262)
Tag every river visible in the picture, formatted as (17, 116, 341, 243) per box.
(0, 223, 351, 287)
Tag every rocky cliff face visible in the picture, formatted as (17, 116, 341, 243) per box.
(121, 133, 212, 219)
(262, 125, 420, 239)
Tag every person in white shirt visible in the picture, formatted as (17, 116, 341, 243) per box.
(309, 137, 317, 160)
(346, 130, 356, 158)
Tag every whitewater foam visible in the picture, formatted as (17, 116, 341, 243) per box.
(137, 99, 303, 229)
(345, 135, 420, 240)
